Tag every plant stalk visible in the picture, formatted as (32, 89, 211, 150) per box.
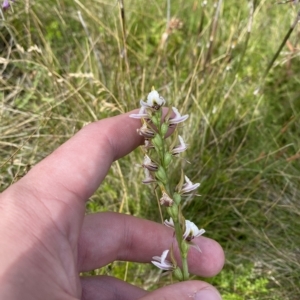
(174, 220, 189, 280)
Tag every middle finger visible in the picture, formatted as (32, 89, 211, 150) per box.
(77, 212, 224, 277)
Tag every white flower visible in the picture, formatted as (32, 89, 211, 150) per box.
(151, 250, 174, 271)
(129, 106, 148, 119)
(142, 155, 158, 171)
(142, 168, 156, 184)
(159, 192, 174, 206)
(140, 90, 165, 109)
(171, 135, 188, 155)
(164, 217, 175, 228)
(169, 107, 189, 125)
(137, 122, 155, 138)
(180, 175, 200, 194)
(143, 139, 154, 149)
(183, 220, 205, 241)
(164, 218, 205, 241)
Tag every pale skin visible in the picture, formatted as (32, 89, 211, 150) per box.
(0, 111, 225, 300)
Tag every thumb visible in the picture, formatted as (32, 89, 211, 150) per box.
(139, 281, 222, 300)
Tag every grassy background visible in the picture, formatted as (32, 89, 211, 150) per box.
(1, 0, 300, 299)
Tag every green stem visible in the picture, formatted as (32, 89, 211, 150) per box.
(174, 220, 189, 280)
(181, 251, 189, 281)
(158, 123, 171, 194)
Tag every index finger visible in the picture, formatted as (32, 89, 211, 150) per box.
(19, 111, 143, 202)
(2, 111, 143, 238)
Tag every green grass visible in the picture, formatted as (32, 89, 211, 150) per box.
(1, 0, 300, 299)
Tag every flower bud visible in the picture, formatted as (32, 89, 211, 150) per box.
(151, 115, 160, 127)
(181, 240, 190, 258)
(163, 152, 172, 167)
(173, 192, 181, 205)
(161, 123, 169, 136)
(156, 166, 167, 184)
(152, 134, 164, 152)
(167, 205, 178, 222)
(173, 267, 183, 281)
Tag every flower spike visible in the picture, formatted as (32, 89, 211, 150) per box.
(130, 88, 203, 281)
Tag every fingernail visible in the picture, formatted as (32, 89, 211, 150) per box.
(194, 288, 222, 300)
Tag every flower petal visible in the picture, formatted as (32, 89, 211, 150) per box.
(142, 168, 156, 184)
(160, 192, 174, 206)
(160, 249, 169, 262)
(137, 123, 155, 138)
(129, 106, 148, 119)
(147, 90, 165, 107)
(169, 107, 189, 125)
(164, 217, 175, 228)
(151, 250, 174, 271)
(180, 175, 200, 194)
(164, 218, 205, 241)
(142, 155, 158, 171)
(183, 220, 205, 241)
(171, 135, 188, 155)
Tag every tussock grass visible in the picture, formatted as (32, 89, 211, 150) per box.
(1, 0, 300, 298)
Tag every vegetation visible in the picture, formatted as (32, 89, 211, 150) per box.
(1, 0, 300, 298)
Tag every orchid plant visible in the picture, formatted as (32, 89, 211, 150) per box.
(130, 88, 205, 281)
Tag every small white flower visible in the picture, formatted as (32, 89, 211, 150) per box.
(164, 217, 175, 228)
(137, 122, 155, 138)
(129, 105, 148, 119)
(142, 155, 158, 171)
(151, 250, 174, 271)
(159, 192, 174, 206)
(142, 168, 156, 184)
(140, 90, 166, 109)
(171, 135, 188, 155)
(180, 175, 200, 194)
(169, 107, 189, 125)
(183, 220, 205, 241)
(164, 218, 205, 241)
(143, 139, 154, 149)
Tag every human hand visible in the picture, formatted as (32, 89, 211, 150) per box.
(0, 111, 225, 300)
